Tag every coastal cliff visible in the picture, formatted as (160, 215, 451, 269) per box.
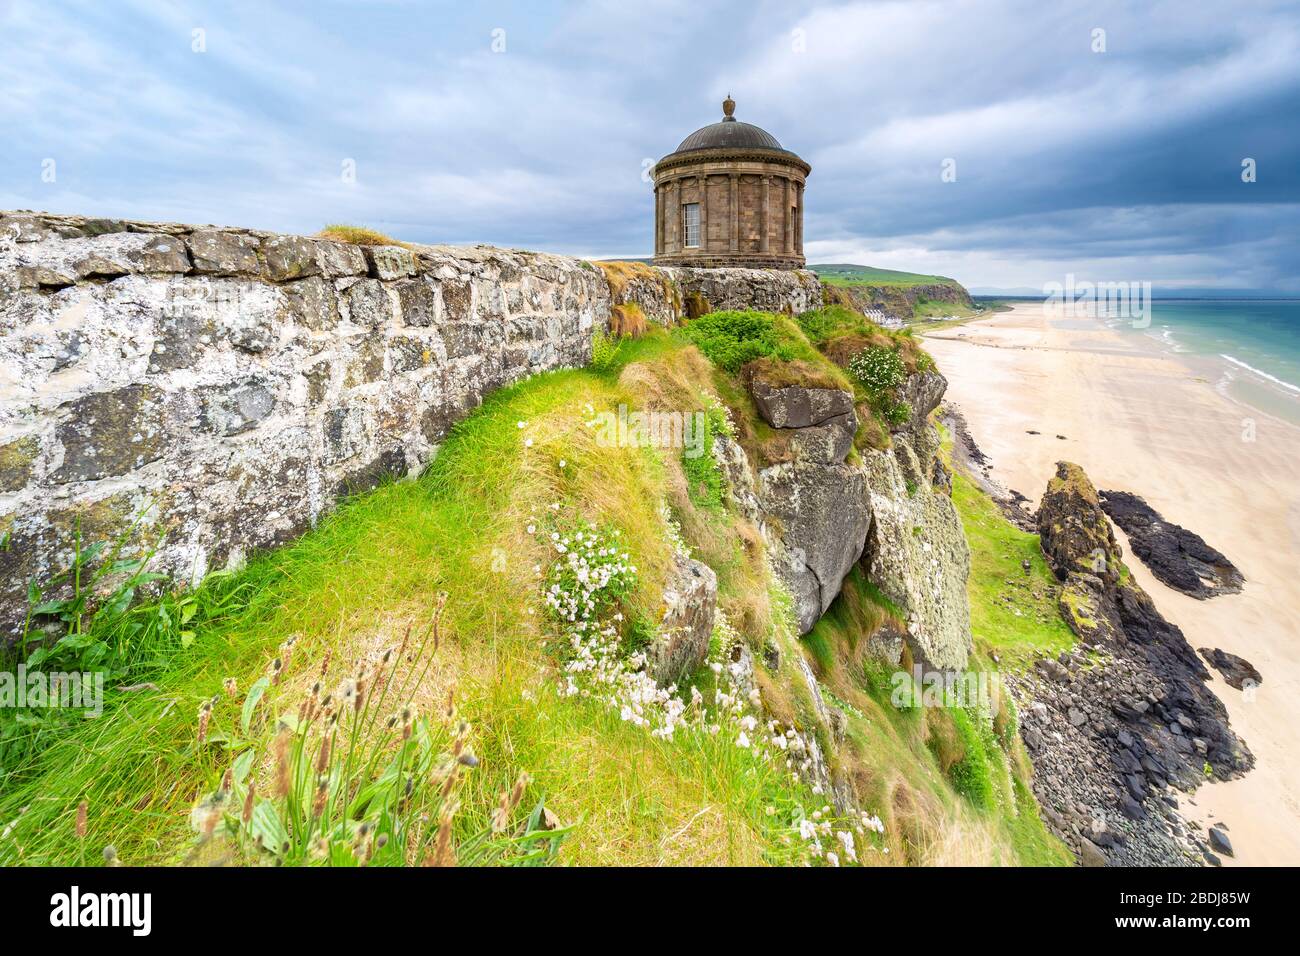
(0, 211, 1242, 869)
(824, 281, 975, 328)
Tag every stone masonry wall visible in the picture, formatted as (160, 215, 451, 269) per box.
(0, 212, 613, 641)
(0, 212, 824, 641)
(607, 263, 822, 324)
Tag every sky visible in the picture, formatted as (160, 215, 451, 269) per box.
(3, 0, 1299, 293)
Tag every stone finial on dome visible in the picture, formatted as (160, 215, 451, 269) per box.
(722, 94, 736, 122)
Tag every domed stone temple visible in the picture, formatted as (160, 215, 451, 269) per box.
(652, 97, 810, 270)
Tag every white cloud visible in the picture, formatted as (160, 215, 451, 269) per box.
(1, 0, 1296, 288)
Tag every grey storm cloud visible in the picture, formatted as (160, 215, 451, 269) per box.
(2, 0, 1297, 290)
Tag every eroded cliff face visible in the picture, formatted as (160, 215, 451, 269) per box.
(861, 371, 971, 671)
(718, 360, 972, 672)
(827, 282, 973, 328)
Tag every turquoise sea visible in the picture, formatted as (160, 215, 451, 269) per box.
(1106, 299, 1300, 426)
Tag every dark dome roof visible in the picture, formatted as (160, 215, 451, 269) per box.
(666, 97, 794, 157)
(675, 119, 784, 153)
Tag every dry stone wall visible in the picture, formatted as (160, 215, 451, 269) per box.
(0, 212, 612, 641)
(0, 213, 824, 641)
(606, 262, 821, 325)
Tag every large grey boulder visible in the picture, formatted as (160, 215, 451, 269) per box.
(790, 412, 856, 464)
(749, 381, 853, 429)
(741, 375, 871, 634)
(759, 459, 870, 633)
(897, 369, 947, 427)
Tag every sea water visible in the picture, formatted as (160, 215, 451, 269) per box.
(1106, 300, 1300, 426)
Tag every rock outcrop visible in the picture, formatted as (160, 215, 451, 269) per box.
(661, 266, 822, 319)
(1198, 647, 1262, 692)
(824, 281, 973, 329)
(723, 358, 972, 670)
(601, 260, 822, 329)
(741, 365, 870, 634)
(1098, 490, 1244, 599)
(861, 370, 972, 671)
(1021, 461, 1252, 865)
(647, 554, 718, 686)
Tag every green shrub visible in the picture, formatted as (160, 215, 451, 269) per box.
(884, 400, 912, 427)
(678, 310, 796, 372)
(681, 401, 729, 509)
(795, 305, 867, 344)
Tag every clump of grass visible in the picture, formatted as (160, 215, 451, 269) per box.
(597, 260, 677, 300)
(590, 330, 623, 374)
(15, 509, 172, 675)
(185, 598, 566, 866)
(610, 302, 648, 338)
(800, 628, 836, 675)
(677, 310, 795, 372)
(0, 510, 238, 776)
(797, 304, 878, 344)
(680, 399, 730, 510)
(940, 424, 1075, 669)
(318, 224, 412, 248)
(928, 705, 996, 811)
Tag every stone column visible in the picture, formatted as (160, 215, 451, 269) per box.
(783, 178, 793, 255)
(796, 181, 804, 256)
(665, 179, 676, 252)
(670, 179, 680, 253)
(729, 174, 739, 253)
(760, 176, 771, 254)
(697, 175, 708, 251)
(654, 184, 662, 255)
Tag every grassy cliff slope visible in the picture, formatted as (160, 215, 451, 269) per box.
(1, 311, 1072, 868)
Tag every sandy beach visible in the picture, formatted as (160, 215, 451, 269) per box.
(925, 302, 1300, 866)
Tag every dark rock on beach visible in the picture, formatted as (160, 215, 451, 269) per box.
(1015, 462, 1252, 867)
(1208, 826, 1234, 858)
(1098, 490, 1244, 599)
(1198, 647, 1262, 691)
